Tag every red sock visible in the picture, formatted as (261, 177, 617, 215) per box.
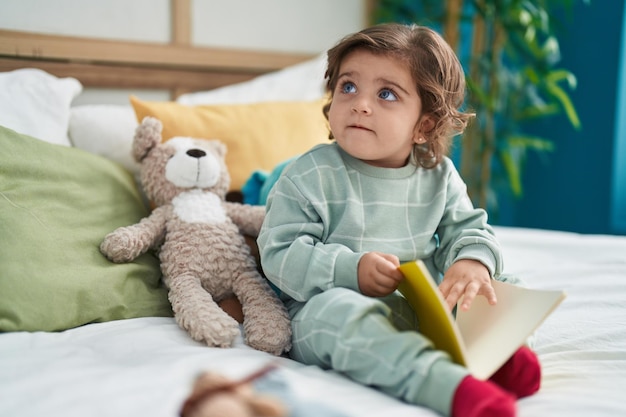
(452, 375, 516, 417)
(489, 346, 541, 398)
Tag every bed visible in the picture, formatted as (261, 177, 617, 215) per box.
(2, 25, 626, 417)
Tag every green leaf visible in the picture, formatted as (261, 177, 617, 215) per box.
(506, 134, 556, 152)
(546, 69, 578, 89)
(545, 82, 582, 129)
(500, 151, 523, 196)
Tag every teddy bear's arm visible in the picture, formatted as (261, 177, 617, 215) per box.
(100, 205, 170, 263)
(223, 202, 265, 237)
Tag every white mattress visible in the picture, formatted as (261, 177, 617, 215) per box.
(2, 226, 626, 417)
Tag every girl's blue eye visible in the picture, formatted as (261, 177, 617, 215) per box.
(341, 82, 357, 94)
(379, 89, 398, 101)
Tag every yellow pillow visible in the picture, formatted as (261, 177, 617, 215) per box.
(130, 96, 329, 191)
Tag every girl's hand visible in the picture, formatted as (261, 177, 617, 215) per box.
(358, 252, 403, 297)
(439, 259, 497, 311)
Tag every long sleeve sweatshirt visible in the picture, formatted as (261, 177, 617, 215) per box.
(257, 142, 502, 307)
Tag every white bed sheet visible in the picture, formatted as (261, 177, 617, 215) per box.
(2, 226, 625, 417)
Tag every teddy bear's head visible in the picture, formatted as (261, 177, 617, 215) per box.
(132, 117, 230, 206)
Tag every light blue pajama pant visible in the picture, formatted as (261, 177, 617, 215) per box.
(286, 287, 469, 416)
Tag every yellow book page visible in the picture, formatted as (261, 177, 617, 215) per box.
(397, 260, 467, 366)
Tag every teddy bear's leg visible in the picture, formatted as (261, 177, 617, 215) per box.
(168, 274, 241, 348)
(231, 269, 292, 355)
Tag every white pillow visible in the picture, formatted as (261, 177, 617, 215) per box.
(176, 53, 327, 105)
(69, 104, 139, 175)
(0, 68, 82, 146)
(67, 53, 327, 175)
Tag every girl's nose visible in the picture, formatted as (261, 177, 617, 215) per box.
(351, 97, 372, 114)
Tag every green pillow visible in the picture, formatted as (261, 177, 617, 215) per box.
(0, 125, 172, 332)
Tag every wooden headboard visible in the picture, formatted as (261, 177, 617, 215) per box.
(0, 0, 314, 98)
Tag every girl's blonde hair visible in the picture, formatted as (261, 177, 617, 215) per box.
(324, 23, 474, 168)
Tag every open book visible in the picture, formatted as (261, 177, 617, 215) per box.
(398, 260, 566, 380)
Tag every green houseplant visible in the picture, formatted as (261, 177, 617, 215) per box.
(372, 0, 583, 211)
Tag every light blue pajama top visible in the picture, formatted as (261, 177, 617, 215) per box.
(258, 142, 503, 307)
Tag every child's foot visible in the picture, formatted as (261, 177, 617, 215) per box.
(489, 346, 541, 398)
(452, 375, 516, 417)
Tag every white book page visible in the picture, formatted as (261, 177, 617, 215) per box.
(456, 280, 566, 379)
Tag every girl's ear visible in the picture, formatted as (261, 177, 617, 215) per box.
(413, 115, 435, 144)
(419, 115, 436, 134)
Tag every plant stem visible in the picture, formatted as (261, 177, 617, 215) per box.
(462, 1, 486, 205)
(444, 0, 463, 51)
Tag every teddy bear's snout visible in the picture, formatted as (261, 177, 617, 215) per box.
(187, 149, 207, 159)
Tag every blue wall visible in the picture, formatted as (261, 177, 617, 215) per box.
(505, 0, 626, 235)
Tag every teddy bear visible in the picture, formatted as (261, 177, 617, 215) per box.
(100, 116, 291, 355)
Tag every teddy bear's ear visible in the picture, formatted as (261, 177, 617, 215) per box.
(132, 117, 163, 162)
(209, 140, 227, 159)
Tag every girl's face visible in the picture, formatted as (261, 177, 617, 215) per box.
(328, 49, 432, 168)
